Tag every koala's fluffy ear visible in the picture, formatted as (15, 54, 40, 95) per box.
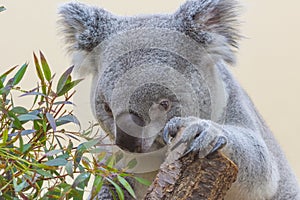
(58, 2, 118, 75)
(175, 0, 240, 64)
(58, 2, 117, 52)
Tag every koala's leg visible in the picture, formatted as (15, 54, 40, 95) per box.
(163, 117, 280, 200)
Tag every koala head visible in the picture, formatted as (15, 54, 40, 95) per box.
(59, 0, 239, 153)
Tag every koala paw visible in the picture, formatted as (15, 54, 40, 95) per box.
(163, 117, 227, 158)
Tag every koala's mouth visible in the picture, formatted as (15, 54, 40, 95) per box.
(114, 111, 168, 153)
(115, 130, 166, 153)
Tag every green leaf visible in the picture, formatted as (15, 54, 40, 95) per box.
(61, 185, 72, 199)
(106, 178, 124, 200)
(81, 156, 91, 169)
(91, 176, 103, 198)
(89, 147, 106, 154)
(66, 140, 73, 154)
(117, 175, 136, 199)
(20, 91, 47, 98)
(0, 65, 17, 81)
(97, 151, 107, 162)
(14, 180, 27, 192)
(56, 66, 74, 94)
(40, 51, 52, 81)
(0, 78, 13, 95)
(21, 129, 35, 136)
(82, 139, 99, 149)
(56, 79, 83, 97)
(2, 129, 8, 144)
(19, 133, 24, 152)
(18, 114, 40, 121)
(0, 79, 3, 89)
(134, 176, 151, 186)
(53, 100, 75, 106)
(0, 6, 6, 12)
(127, 158, 137, 169)
(21, 143, 31, 153)
(36, 169, 53, 178)
(45, 158, 68, 166)
(74, 144, 85, 170)
(33, 52, 44, 83)
(33, 52, 46, 96)
(12, 63, 28, 85)
(56, 114, 80, 126)
(46, 112, 56, 131)
(11, 106, 28, 114)
(45, 149, 62, 157)
(65, 161, 73, 178)
(72, 172, 90, 188)
(8, 110, 23, 129)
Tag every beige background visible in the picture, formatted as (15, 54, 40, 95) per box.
(1, 0, 299, 181)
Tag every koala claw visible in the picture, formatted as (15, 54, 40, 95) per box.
(207, 135, 227, 157)
(163, 117, 199, 144)
(164, 117, 228, 158)
(163, 127, 172, 144)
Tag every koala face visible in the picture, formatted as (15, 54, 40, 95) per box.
(93, 46, 212, 152)
(59, 0, 239, 153)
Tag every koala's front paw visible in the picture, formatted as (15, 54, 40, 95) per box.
(163, 117, 227, 158)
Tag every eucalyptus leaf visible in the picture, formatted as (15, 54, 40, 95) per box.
(20, 91, 47, 98)
(56, 79, 83, 97)
(117, 175, 136, 199)
(72, 172, 90, 188)
(92, 176, 103, 198)
(88, 147, 106, 154)
(45, 158, 68, 166)
(21, 143, 31, 153)
(0, 6, 6, 12)
(82, 139, 99, 149)
(36, 169, 53, 178)
(106, 178, 124, 200)
(12, 63, 28, 85)
(33, 52, 44, 84)
(127, 158, 137, 169)
(14, 180, 27, 192)
(18, 114, 40, 121)
(8, 111, 23, 129)
(0, 79, 3, 89)
(2, 129, 8, 144)
(65, 161, 73, 178)
(0, 65, 17, 80)
(53, 100, 75, 105)
(45, 149, 62, 157)
(9, 130, 36, 137)
(134, 176, 151, 186)
(46, 112, 56, 131)
(40, 51, 51, 82)
(56, 114, 80, 126)
(11, 106, 28, 114)
(56, 66, 74, 94)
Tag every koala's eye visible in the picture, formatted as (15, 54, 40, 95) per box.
(159, 99, 171, 111)
(103, 103, 112, 115)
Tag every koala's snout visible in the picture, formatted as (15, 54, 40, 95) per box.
(115, 112, 166, 153)
(115, 124, 143, 152)
(115, 112, 147, 153)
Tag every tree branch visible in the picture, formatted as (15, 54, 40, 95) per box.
(144, 130, 238, 200)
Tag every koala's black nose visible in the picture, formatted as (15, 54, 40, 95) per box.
(115, 125, 142, 152)
(115, 112, 145, 153)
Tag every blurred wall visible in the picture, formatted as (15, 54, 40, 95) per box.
(1, 0, 299, 180)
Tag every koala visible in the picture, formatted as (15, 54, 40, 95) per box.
(58, 0, 300, 199)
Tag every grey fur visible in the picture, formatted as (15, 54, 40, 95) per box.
(59, 0, 300, 199)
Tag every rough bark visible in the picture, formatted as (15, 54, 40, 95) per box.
(144, 130, 238, 200)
